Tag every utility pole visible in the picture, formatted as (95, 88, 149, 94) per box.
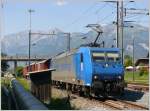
(109, 0, 124, 64)
(67, 33, 71, 51)
(102, 1, 123, 63)
(28, 9, 35, 72)
(132, 35, 135, 81)
(124, 5, 149, 72)
(126, 25, 135, 81)
(103, 1, 119, 48)
(120, 0, 124, 65)
(28, 9, 56, 74)
(62, 33, 71, 51)
(116, 1, 119, 48)
(102, 0, 148, 66)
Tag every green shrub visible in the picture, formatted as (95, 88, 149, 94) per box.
(124, 55, 133, 67)
(143, 69, 148, 75)
(139, 67, 148, 76)
(15, 66, 23, 77)
(139, 68, 144, 76)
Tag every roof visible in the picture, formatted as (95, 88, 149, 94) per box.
(29, 68, 56, 75)
(52, 47, 121, 60)
(37, 58, 51, 64)
(89, 47, 120, 52)
(135, 58, 149, 66)
(53, 48, 77, 59)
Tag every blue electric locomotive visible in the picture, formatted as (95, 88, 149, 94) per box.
(51, 46, 125, 97)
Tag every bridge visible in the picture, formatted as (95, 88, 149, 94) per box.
(1, 56, 49, 73)
(1, 56, 47, 61)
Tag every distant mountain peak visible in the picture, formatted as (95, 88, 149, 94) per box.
(49, 27, 64, 34)
(2, 23, 149, 60)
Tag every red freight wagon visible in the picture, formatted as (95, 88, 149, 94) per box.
(35, 63, 38, 71)
(30, 63, 36, 72)
(22, 59, 51, 78)
(37, 59, 51, 71)
(23, 66, 29, 78)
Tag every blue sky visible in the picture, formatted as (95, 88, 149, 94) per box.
(2, 0, 149, 35)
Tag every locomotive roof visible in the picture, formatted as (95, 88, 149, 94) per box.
(24, 58, 51, 67)
(89, 47, 120, 52)
(37, 59, 51, 64)
(52, 47, 120, 60)
(53, 48, 77, 59)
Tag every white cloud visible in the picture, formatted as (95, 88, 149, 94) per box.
(126, 45, 133, 52)
(138, 43, 149, 51)
(56, 0, 67, 6)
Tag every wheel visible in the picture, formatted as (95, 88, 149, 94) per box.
(101, 92, 108, 99)
(84, 87, 90, 97)
(119, 87, 125, 96)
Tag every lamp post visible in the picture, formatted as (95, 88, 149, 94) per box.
(113, 38, 116, 47)
(32, 43, 37, 63)
(61, 32, 71, 51)
(28, 9, 35, 72)
(127, 25, 135, 81)
(67, 33, 71, 51)
(132, 29, 135, 81)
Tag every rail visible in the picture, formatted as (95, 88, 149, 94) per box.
(104, 99, 149, 110)
(127, 83, 149, 92)
(53, 84, 149, 110)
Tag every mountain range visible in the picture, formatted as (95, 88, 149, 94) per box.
(1, 23, 149, 60)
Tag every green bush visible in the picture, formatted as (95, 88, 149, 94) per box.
(139, 68, 144, 76)
(139, 67, 148, 76)
(124, 55, 133, 67)
(15, 66, 23, 77)
(1, 53, 9, 72)
(143, 69, 149, 75)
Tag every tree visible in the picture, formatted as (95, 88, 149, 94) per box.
(15, 66, 23, 77)
(124, 55, 133, 67)
(1, 53, 9, 73)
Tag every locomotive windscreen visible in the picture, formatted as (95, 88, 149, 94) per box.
(107, 52, 120, 62)
(92, 52, 105, 62)
(92, 51, 120, 62)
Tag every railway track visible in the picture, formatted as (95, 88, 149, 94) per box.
(127, 83, 149, 92)
(87, 95, 149, 110)
(80, 96, 149, 110)
(72, 93, 149, 110)
(53, 86, 149, 110)
(103, 99, 149, 110)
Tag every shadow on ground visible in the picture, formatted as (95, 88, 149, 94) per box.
(115, 89, 145, 102)
(46, 97, 77, 110)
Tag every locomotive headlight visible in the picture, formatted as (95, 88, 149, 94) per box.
(94, 75, 98, 80)
(118, 76, 122, 79)
(105, 64, 108, 67)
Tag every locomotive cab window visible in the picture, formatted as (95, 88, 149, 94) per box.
(107, 52, 120, 62)
(92, 52, 105, 62)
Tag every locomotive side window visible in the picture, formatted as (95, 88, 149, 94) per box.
(81, 53, 83, 62)
(92, 52, 105, 62)
(116, 57, 121, 62)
